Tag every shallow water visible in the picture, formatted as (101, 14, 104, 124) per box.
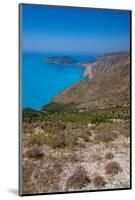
(22, 53, 95, 110)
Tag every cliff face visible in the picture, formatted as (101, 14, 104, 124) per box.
(54, 52, 130, 112)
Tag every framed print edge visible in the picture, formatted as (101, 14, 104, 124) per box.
(19, 3, 132, 196)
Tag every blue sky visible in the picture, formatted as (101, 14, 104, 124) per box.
(22, 4, 130, 55)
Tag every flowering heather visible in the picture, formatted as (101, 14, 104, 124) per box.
(105, 161, 122, 175)
(66, 167, 91, 189)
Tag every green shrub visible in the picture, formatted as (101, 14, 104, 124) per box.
(45, 131, 78, 149)
(65, 132, 78, 148)
(90, 115, 107, 124)
(23, 108, 46, 123)
(28, 133, 47, 145)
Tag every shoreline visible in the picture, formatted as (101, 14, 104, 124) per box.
(22, 52, 129, 111)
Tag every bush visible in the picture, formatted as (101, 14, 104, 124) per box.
(93, 175, 106, 187)
(90, 115, 107, 124)
(46, 131, 78, 149)
(47, 132, 66, 148)
(58, 122, 66, 130)
(28, 133, 47, 145)
(66, 167, 91, 189)
(28, 130, 78, 149)
(105, 162, 122, 175)
(84, 130, 92, 136)
(105, 152, 114, 160)
(23, 108, 45, 123)
(94, 131, 118, 143)
(79, 133, 89, 142)
(48, 162, 63, 174)
(24, 147, 44, 158)
(78, 143, 86, 148)
(65, 132, 78, 149)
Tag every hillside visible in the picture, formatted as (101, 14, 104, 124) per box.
(52, 52, 130, 118)
(22, 52, 131, 194)
(83, 52, 130, 78)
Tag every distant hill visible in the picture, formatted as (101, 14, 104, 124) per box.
(50, 52, 130, 118)
(44, 56, 77, 65)
(82, 52, 130, 78)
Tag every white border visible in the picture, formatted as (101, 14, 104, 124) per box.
(0, 0, 134, 199)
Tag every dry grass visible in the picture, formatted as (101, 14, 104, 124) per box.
(22, 160, 37, 194)
(46, 131, 79, 149)
(27, 132, 47, 146)
(23, 161, 63, 194)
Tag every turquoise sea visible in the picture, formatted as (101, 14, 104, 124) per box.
(22, 53, 96, 110)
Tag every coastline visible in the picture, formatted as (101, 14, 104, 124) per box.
(44, 55, 96, 78)
(22, 51, 130, 193)
(23, 52, 129, 111)
(22, 54, 86, 110)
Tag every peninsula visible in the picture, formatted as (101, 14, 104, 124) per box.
(44, 56, 77, 65)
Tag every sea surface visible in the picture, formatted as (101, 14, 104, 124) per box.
(22, 53, 96, 110)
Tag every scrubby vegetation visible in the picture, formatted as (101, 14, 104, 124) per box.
(105, 162, 122, 175)
(21, 53, 130, 194)
(22, 107, 130, 193)
(94, 131, 118, 143)
(42, 102, 78, 113)
(92, 175, 106, 187)
(24, 147, 44, 158)
(66, 167, 91, 189)
(105, 152, 114, 160)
